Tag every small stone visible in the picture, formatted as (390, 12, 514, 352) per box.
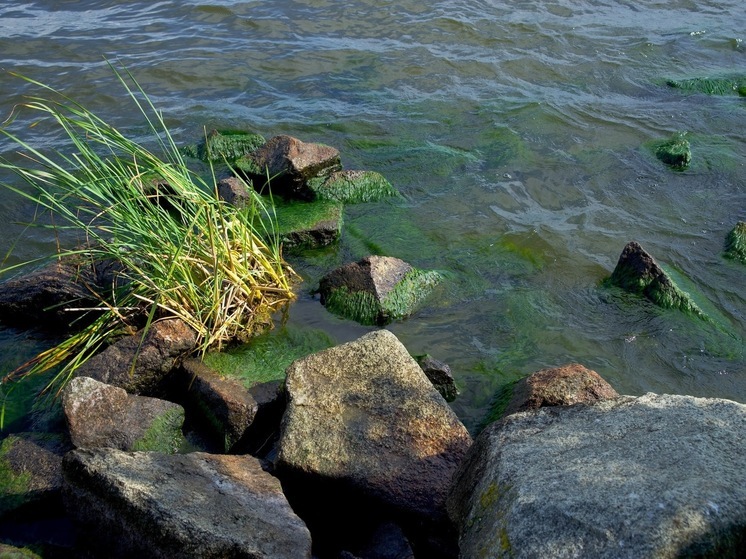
(217, 176, 253, 208)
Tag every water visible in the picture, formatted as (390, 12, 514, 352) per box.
(0, 0, 744, 432)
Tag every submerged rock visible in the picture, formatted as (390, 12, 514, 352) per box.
(608, 241, 704, 316)
(318, 255, 442, 326)
(236, 134, 342, 199)
(63, 448, 312, 559)
(653, 131, 691, 169)
(62, 376, 185, 453)
(724, 221, 746, 265)
(75, 318, 197, 395)
(493, 363, 619, 421)
(275, 329, 472, 525)
(666, 76, 746, 97)
(309, 170, 398, 204)
(448, 393, 746, 559)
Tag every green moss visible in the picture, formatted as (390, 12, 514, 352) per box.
(308, 170, 399, 204)
(0, 544, 43, 559)
(183, 130, 265, 162)
(652, 131, 691, 170)
(724, 221, 746, 265)
(474, 482, 514, 558)
(131, 406, 185, 454)
(202, 325, 335, 387)
(273, 198, 343, 250)
(666, 76, 746, 96)
(0, 437, 32, 516)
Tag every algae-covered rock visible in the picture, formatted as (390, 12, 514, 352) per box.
(653, 131, 691, 169)
(609, 241, 704, 317)
(318, 256, 442, 326)
(274, 198, 343, 250)
(0, 544, 42, 559)
(308, 170, 398, 204)
(183, 129, 265, 162)
(724, 221, 746, 265)
(666, 76, 746, 96)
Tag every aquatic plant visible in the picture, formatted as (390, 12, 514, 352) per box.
(666, 76, 746, 97)
(653, 131, 691, 170)
(0, 66, 296, 418)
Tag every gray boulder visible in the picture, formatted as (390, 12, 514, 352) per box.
(448, 393, 746, 559)
(75, 318, 197, 394)
(276, 329, 472, 523)
(62, 376, 185, 453)
(62, 448, 312, 559)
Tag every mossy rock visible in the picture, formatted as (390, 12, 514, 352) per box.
(0, 544, 42, 559)
(666, 76, 746, 96)
(131, 405, 186, 453)
(183, 130, 265, 162)
(724, 221, 746, 265)
(0, 437, 32, 517)
(273, 198, 343, 250)
(652, 132, 691, 170)
(308, 170, 399, 204)
(202, 325, 336, 387)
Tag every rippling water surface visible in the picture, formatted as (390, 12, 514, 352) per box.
(1, 0, 744, 431)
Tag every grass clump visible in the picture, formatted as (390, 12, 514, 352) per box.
(0, 65, 296, 418)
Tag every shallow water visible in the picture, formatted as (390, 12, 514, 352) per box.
(0, 0, 744, 432)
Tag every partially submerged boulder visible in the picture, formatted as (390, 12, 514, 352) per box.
(724, 221, 746, 265)
(653, 131, 691, 169)
(492, 363, 618, 421)
(63, 448, 312, 559)
(275, 329, 472, 524)
(275, 198, 343, 250)
(236, 135, 342, 199)
(62, 376, 185, 453)
(309, 170, 398, 204)
(608, 241, 704, 316)
(183, 129, 265, 162)
(416, 354, 459, 402)
(318, 256, 442, 326)
(449, 393, 746, 559)
(75, 318, 197, 395)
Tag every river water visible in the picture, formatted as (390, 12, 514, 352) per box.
(0, 0, 744, 432)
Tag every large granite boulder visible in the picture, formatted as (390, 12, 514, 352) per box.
(609, 241, 704, 317)
(62, 376, 185, 453)
(75, 318, 197, 394)
(318, 256, 442, 326)
(276, 329, 472, 524)
(449, 393, 746, 559)
(63, 448, 312, 558)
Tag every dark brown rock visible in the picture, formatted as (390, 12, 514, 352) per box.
(75, 318, 197, 395)
(416, 354, 459, 402)
(217, 176, 253, 208)
(501, 363, 619, 418)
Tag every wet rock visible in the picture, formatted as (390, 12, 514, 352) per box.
(497, 363, 618, 420)
(63, 448, 312, 559)
(183, 129, 265, 162)
(276, 329, 472, 524)
(415, 354, 459, 402)
(62, 376, 185, 453)
(275, 198, 343, 250)
(0, 433, 69, 519)
(236, 135, 342, 198)
(75, 318, 197, 395)
(176, 358, 258, 453)
(217, 176, 254, 208)
(724, 221, 746, 265)
(318, 256, 442, 326)
(309, 170, 398, 204)
(609, 241, 704, 316)
(448, 393, 746, 559)
(653, 131, 691, 169)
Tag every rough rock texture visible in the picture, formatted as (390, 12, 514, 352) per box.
(448, 393, 746, 559)
(318, 256, 441, 326)
(499, 363, 618, 418)
(237, 135, 341, 198)
(62, 376, 185, 453)
(309, 170, 398, 204)
(416, 354, 459, 402)
(609, 241, 703, 316)
(217, 176, 253, 208)
(75, 318, 197, 394)
(724, 221, 746, 265)
(356, 522, 415, 559)
(63, 448, 312, 559)
(177, 358, 258, 453)
(276, 329, 472, 523)
(0, 433, 68, 518)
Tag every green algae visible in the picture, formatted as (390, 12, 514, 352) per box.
(481, 379, 520, 428)
(652, 131, 691, 170)
(0, 544, 42, 559)
(131, 406, 185, 454)
(0, 437, 31, 517)
(273, 198, 343, 250)
(308, 170, 399, 204)
(666, 76, 746, 96)
(724, 221, 746, 265)
(202, 325, 335, 387)
(183, 130, 265, 162)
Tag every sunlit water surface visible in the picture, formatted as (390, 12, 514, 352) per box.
(0, 0, 744, 432)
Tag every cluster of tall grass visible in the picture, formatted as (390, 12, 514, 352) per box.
(0, 65, 296, 417)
